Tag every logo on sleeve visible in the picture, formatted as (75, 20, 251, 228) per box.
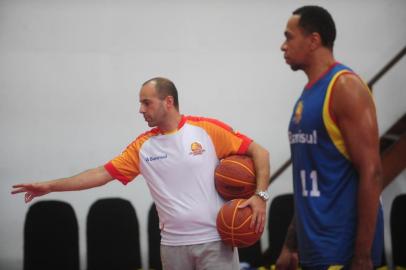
(189, 142, 205, 155)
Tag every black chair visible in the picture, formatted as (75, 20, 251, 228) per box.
(262, 193, 294, 268)
(390, 194, 406, 269)
(86, 198, 142, 270)
(24, 200, 79, 270)
(238, 241, 263, 268)
(148, 203, 162, 270)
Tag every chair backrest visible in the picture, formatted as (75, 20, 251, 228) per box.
(263, 193, 294, 266)
(238, 241, 263, 268)
(86, 198, 141, 270)
(390, 193, 406, 268)
(148, 203, 162, 270)
(24, 200, 79, 270)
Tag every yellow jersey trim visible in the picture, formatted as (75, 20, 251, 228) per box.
(322, 70, 351, 159)
(327, 266, 344, 270)
(323, 70, 373, 160)
(323, 70, 374, 161)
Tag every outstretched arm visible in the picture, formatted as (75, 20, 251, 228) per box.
(11, 166, 114, 203)
(239, 141, 270, 233)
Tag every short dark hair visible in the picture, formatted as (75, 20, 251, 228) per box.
(143, 77, 179, 110)
(293, 5, 336, 49)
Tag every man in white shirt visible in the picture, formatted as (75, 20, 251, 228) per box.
(12, 77, 270, 270)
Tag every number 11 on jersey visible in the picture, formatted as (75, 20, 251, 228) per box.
(300, 170, 321, 197)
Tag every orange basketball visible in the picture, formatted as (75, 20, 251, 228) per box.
(216, 199, 262, 247)
(214, 155, 256, 200)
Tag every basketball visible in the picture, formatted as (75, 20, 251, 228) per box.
(214, 155, 256, 200)
(216, 199, 262, 247)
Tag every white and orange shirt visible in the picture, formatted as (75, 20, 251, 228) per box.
(105, 115, 252, 246)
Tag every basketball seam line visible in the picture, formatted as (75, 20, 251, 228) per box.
(214, 173, 256, 186)
(221, 160, 255, 176)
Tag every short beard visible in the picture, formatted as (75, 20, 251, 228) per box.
(290, 64, 302, 71)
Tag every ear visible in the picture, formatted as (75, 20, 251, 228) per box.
(165, 95, 175, 109)
(309, 32, 322, 51)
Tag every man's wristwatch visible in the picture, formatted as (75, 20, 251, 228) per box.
(255, 190, 270, 201)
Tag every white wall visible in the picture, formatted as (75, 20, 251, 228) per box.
(0, 1, 405, 269)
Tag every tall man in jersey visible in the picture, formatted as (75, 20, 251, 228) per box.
(276, 6, 383, 270)
(12, 77, 270, 270)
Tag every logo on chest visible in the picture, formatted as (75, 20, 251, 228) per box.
(189, 142, 205, 156)
(145, 153, 168, 162)
(293, 100, 304, 124)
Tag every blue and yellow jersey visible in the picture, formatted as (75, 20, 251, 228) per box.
(288, 62, 384, 266)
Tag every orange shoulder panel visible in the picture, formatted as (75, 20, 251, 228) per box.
(104, 129, 159, 184)
(185, 116, 252, 159)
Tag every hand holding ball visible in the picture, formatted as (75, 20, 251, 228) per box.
(216, 199, 262, 247)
